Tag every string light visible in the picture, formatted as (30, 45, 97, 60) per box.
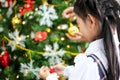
(16, 74, 19, 78)
(67, 45, 70, 48)
(57, 25, 61, 30)
(22, 21, 26, 25)
(26, 35, 30, 38)
(35, 8, 38, 12)
(61, 37, 65, 41)
(13, 56, 17, 60)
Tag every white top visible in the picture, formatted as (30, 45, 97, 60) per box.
(46, 39, 108, 80)
(46, 73, 58, 80)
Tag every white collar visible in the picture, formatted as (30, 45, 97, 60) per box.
(85, 39, 104, 55)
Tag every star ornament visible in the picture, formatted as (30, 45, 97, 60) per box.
(34, 31, 47, 42)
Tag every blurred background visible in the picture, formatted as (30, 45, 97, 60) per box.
(0, 0, 88, 80)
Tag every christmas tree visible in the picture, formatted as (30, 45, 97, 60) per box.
(0, 0, 88, 80)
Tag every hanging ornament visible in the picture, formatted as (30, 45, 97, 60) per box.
(38, 5, 58, 27)
(67, 23, 79, 36)
(20, 60, 40, 80)
(34, 31, 47, 42)
(49, 67, 56, 73)
(12, 15, 21, 28)
(0, 51, 10, 67)
(43, 42, 65, 66)
(45, 28, 51, 33)
(0, 39, 10, 67)
(7, 30, 26, 51)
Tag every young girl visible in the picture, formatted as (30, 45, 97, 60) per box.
(39, 0, 120, 80)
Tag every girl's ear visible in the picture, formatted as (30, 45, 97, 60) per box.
(87, 14, 99, 29)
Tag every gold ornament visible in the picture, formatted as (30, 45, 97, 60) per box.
(46, 28, 51, 33)
(12, 15, 21, 28)
(42, 0, 58, 6)
(67, 23, 79, 36)
(0, 14, 3, 21)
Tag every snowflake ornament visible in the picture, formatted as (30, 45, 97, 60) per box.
(38, 5, 58, 27)
(20, 60, 40, 80)
(43, 42, 65, 66)
(7, 30, 26, 51)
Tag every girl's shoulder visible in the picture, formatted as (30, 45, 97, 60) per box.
(74, 51, 108, 70)
(74, 53, 95, 64)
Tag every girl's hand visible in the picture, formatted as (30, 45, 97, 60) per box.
(39, 66, 50, 80)
(62, 7, 74, 19)
(52, 63, 66, 76)
(66, 32, 87, 42)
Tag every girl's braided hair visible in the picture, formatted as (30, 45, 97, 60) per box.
(74, 0, 120, 80)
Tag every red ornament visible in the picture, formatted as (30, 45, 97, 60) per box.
(0, 51, 10, 67)
(34, 31, 47, 42)
(49, 67, 55, 73)
(19, 0, 34, 16)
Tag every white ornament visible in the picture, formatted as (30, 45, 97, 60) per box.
(43, 42, 65, 65)
(0, 27, 4, 32)
(7, 30, 26, 51)
(20, 60, 40, 80)
(61, 24, 68, 30)
(38, 5, 58, 27)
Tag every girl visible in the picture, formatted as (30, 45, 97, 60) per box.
(39, 0, 120, 80)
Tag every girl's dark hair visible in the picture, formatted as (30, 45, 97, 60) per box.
(74, 0, 120, 80)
